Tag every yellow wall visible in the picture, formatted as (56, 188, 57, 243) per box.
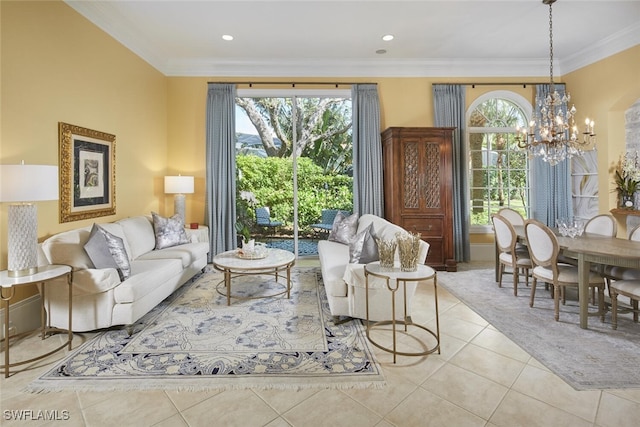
(1, 1, 168, 300)
(2, 1, 639, 303)
(564, 45, 640, 235)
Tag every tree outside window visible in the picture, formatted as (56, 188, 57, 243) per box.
(468, 97, 530, 227)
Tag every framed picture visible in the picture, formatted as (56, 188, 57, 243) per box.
(59, 122, 116, 223)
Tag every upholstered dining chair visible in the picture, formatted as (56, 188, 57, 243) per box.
(604, 223, 640, 284)
(497, 207, 527, 255)
(610, 279, 640, 329)
(604, 224, 640, 325)
(492, 214, 531, 296)
(524, 219, 606, 322)
(559, 213, 617, 303)
(584, 213, 618, 237)
(497, 207, 525, 226)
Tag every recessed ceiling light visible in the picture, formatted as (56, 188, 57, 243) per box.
(222, 34, 234, 41)
(376, 49, 387, 55)
(382, 34, 394, 41)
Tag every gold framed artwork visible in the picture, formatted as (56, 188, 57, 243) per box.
(58, 122, 116, 223)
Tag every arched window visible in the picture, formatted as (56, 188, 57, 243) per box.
(467, 91, 532, 230)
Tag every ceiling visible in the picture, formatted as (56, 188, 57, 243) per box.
(65, 0, 640, 78)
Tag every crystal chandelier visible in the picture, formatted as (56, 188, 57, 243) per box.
(516, 0, 596, 166)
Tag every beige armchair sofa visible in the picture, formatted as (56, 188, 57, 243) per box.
(317, 214, 430, 322)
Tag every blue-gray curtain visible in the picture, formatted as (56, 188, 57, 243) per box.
(433, 84, 470, 262)
(205, 83, 237, 258)
(530, 83, 573, 226)
(352, 84, 384, 217)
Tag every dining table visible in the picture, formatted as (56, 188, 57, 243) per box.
(510, 225, 640, 329)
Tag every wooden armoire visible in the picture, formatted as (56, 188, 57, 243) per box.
(381, 127, 457, 271)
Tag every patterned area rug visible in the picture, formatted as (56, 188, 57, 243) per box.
(28, 267, 384, 392)
(437, 267, 640, 390)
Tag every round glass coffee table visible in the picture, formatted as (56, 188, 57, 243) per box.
(364, 262, 440, 363)
(212, 248, 295, 305)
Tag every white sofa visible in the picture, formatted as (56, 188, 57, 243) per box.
(39, 215, 209, 332)
(318, 214, 430, 322)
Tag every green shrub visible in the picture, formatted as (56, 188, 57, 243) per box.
(236, 156, 353, 232)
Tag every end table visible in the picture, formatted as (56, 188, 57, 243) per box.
(364, 261, 440, 363)
(1, 265, 73, 377)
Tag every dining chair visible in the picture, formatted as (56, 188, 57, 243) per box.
(497, 207, 525, 226)
(584, 213, 618, 237)
(560, 213, 617, 303)
(610, 279, 640, 329)
(604, 223, 640, 283)
(524, 219, 606, 322)
(604, 224, 640, 326)
(497, 207, 527, 255)
(492, 214, 531, 296)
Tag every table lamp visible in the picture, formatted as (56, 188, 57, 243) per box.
(0, 163, 59, 277)
(164, 175, 194, 225)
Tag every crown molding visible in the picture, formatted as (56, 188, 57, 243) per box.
(560, 21, 640, 74)
(163, 58, 553, 78)
(66, 1, 640, 78)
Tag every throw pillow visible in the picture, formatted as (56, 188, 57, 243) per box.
(328, 212, 358, 245)
(84, 224, 120, 270)
(83, 224, 131, 281)
(348, 224, 379, 264)
(152, 212, 190, 250)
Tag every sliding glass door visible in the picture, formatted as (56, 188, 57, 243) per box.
(235, 90, 353, 257)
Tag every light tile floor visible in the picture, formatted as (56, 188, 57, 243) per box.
(2, 260, 640, 427)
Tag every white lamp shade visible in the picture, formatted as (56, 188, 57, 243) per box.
(0, 164, 59, 202)
(164, 176, 194, 194)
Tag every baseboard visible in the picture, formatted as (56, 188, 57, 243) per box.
(0, 295, 42, 340)
(470, 243, 496, 262)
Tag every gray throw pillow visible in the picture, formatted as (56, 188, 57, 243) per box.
(84, 224, 120, 270)
(349, 224, 379, 264)
(152, 212, 190, 250)
(84, 224, 131, 281)
(328, 212, 358, 245)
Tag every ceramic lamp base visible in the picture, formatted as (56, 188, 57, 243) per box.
(7, 203, 38, 277)
(173, 194, 186, 226)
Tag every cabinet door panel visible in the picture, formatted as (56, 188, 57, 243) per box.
(425, 240, 444, 266)
(402, 217, 443, 237)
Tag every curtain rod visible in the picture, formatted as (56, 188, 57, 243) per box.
(433, 82, 551, 88)
(208, 81, 375, 88)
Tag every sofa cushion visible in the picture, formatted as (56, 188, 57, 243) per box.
(113, 258, 183, 303)
(117, 216, 156, 259)
(136, 242, 209, 268)
(348, 223, 379, 264)
(152, 212, 190, 250)
(84, 224, 121, 271)
(328, 212, 358, 245)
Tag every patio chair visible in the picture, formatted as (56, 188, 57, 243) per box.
(310, 209, 350, 236)
(255, 207, 282, 237)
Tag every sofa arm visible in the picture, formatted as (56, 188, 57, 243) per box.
(343, 263, 391, 290)
(70, 268, 122, 295)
